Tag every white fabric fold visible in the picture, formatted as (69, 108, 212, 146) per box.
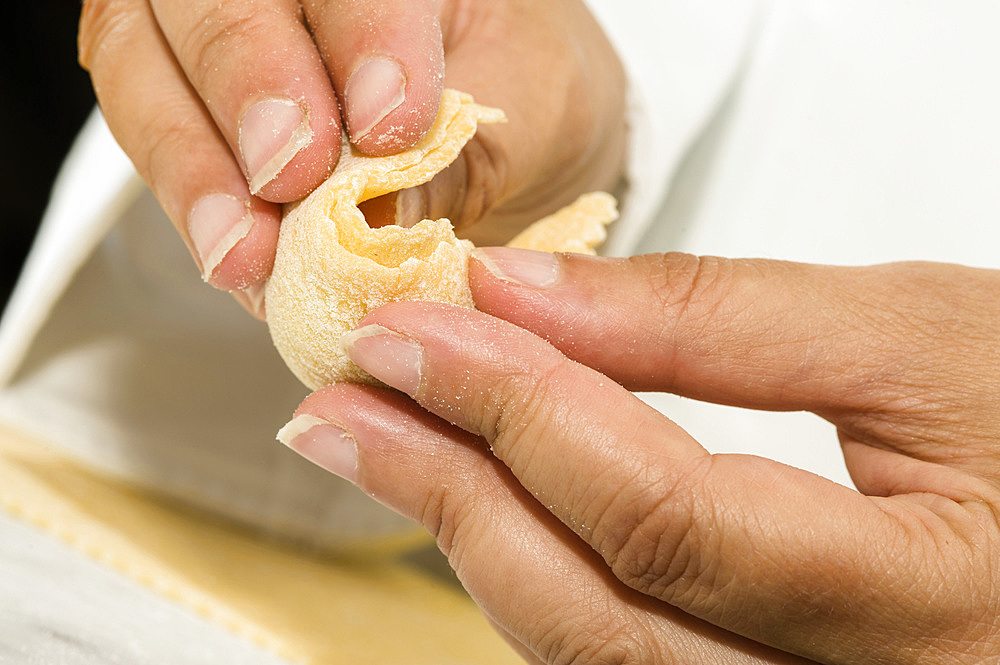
(586, 0, 763, 255)
(0, 111, 143, 387)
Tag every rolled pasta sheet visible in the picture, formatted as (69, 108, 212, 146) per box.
(266, 90, 617, 389)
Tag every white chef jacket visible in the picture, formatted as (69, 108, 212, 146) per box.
(2, 0, 1000, 661)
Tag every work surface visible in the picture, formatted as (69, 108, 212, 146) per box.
(0, 423, 518, 665)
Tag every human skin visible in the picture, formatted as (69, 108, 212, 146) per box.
(282, 248, 1000, 664)
(77, 0, 626, 315)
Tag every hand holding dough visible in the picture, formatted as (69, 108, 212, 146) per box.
(266, 90, 617, 389)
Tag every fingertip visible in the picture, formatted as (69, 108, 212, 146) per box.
(276, 409, 359, 484)
(281, 380, 486, 523)
(239, 94, 342, 203)
(343, 55, 408, 151)
(148, 0, 347, 205)
(231, 282, 267, 321)
(293, 382, 372, 419)
(284, 382, 437, 480)
(191, 195, 280, 292)
(304, 0, 444, 156)
(470, 246, 562, 291)
(346, 55, 443, 155)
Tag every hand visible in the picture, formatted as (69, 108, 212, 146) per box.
(78, 1, 625, 316)
(281, 248, 1000, 663)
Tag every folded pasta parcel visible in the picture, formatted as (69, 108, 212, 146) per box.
(266, 90, 618, 389)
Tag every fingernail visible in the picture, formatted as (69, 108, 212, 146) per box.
(239, 97, 313, 194)
(341, 324, 423, 394)
(472, 247, 559, 288)
(277, 415, 358, 483)
(242, 281, 267, 320)
(344, 57, 407, 143)
(188, 193, 255, 281)
(395, 187, 426, 228)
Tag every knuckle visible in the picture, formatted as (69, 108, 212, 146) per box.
(636, 253, 780, 382)
(612, 510, 700, 604)
(415, 476, 479, 571)
(78, 0, 140, 72)
(487, 359, 565, 459)
(299, 0, 349, 54)
(415, 482, 451, 546)
(637, 253, 738, 335)
(598, 455, 718, 604)
(137, 107, 206, 211)
(543, 626, 651, 665)
(176, 7, 277, 93)
(143, 112, 194, 184)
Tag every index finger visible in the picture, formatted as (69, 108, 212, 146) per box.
(148, 0, 342, 201)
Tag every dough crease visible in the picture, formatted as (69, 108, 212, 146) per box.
(266, 90, 617, 389)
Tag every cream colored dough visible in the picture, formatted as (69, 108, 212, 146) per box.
(266, 90, 617, 389)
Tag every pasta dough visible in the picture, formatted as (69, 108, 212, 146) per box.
(266, 90, 617, 389)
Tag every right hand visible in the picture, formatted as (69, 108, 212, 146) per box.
(285, 251, 1000, 663)
(78, 0, 626, 316)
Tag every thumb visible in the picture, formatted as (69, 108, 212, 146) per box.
(340, 2, 626, 237)
(392, 2, 626, 238)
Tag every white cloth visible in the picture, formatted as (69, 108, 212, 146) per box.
(0, 510, 287, 665)
(627, 0, 1000, 487)
(590, 0, 762, 256)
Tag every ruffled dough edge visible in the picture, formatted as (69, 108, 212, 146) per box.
(266, 90, 617, 390)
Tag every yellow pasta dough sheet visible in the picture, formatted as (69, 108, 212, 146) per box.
(0, 423, 520, 665)
(267, 89, 618, 390)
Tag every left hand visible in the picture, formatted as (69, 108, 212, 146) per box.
(280, 247, 1000, 664)
(80, 0, 624, 314)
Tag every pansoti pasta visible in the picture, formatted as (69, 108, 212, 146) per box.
(266, 90, 617, 389)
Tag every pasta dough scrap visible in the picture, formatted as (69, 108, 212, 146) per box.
(508, 190, 618, 254)
(266, 90, 617, 389)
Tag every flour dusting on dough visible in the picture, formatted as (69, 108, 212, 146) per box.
(266, 90, 617, 389)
